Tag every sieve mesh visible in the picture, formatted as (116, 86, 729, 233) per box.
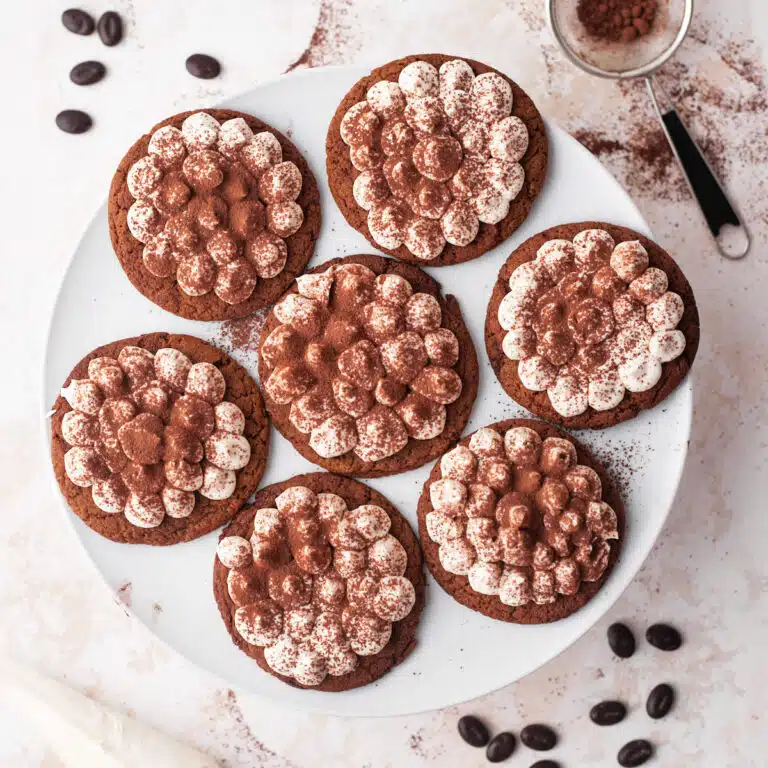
(547, 0, 692, 80)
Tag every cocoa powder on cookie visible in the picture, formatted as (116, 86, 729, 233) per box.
(50, 332, 269, 545)
(213, 472, 425, 692)
(258, 254, 478, 477)
(485, 222, 699, 430)
(326, 54, 548, 267)
(417, 419, 625, 624)
(109, 109, 321, 322)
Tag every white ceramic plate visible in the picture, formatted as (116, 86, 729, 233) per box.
(43, 66, 691, 717)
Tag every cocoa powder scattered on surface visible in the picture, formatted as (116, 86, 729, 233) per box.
(633, 128, 677, 184)
(216, 308, 268, 361)
(572, 126, 683, 198)
(577, 0, 658, 43)
(572, 130, 624, 157)
(580, 435, 651, 501)
(116, 581, 132, 607)
(568, 24, 768, 207)
(408, 731, 424, 753)
(207, 689, 299, 764)
(284, 0, 356, 71)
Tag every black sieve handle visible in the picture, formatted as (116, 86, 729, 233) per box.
(647, 77, 749, 259)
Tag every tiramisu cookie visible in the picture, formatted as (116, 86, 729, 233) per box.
(109, 109, 321, 321)
(417, 419, 624, 623)
(50, 333, 269, 544)
(485, 222, 700, 429)
(213, 472, 425, 691)
(258, 254, 478, 477)
(326, 54, 548, 266)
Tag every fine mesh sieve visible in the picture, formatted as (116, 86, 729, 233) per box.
(546, 0, 749, 258)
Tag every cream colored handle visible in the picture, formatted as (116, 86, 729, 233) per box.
(0, 658, 220, 767)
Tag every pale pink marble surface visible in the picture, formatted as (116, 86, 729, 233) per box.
(1, 0, 767, 765)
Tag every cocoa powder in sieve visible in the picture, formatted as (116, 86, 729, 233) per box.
(577, 0, 658, 43)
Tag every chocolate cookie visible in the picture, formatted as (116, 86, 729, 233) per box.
(485, 222, 700, 429)
(109, 109, 321, 321)
(326, 54, 548, 266)
(50, 332, 269, 544)
(417, 419, 624, 624)
(258, 254, 478, 477)
(213, 472, 425, 691)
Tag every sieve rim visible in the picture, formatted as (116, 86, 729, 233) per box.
(545, 0, 694, 80)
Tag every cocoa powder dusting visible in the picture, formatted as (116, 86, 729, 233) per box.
(284, 0, 357, 71)
(633, 129, 676, 185)
(572, 126, 683, 197)
(408, 730, 428, 758)
(208, 689, 300, 764)
(578, 436, 653, 502)
(116, 581, 132, 608)
(216, 308, 269, 360)
(574, 132, 623, 156)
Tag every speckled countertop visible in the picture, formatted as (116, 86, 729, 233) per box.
(1, 0, 767, 765)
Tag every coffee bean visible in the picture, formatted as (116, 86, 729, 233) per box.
(646, 683, 675, 719)
(486, 732, 516, 763)
(186, 53, 221, 79)
(646, 623, 682, 651)
(55, 110, 92, 134)
(590, 700, 627, 726)
(607, 622, 636, 658)
(520, 724, 557, 751)
(457, 715, 489, 748)
(530, 762, 561, 768)
(617, 739, 654, 766)
(62, 8, 94, 35)
(70, 61, 106, 86)
(97, 11, 123, 46)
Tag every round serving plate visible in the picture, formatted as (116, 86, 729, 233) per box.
(43, 66, 691, 717)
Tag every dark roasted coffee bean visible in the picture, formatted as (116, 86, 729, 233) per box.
(97, 11, 123, 46)
(457, 715, 489, 747)
(590, 700, 627, 726)
(607, 622, 636, 658)
(55, 110, 92, 134)
(618, 739, 654, 766)
(646, 683, 675, 719)
(69, 61, 106, 86)
(486, 732, 516, 763)
(62, 8, 94, 35)
(646, 623, 682, 651)
(186, 53, 221, 79)
(520, 724, 557, 751)
(530, 762, 561, 768)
